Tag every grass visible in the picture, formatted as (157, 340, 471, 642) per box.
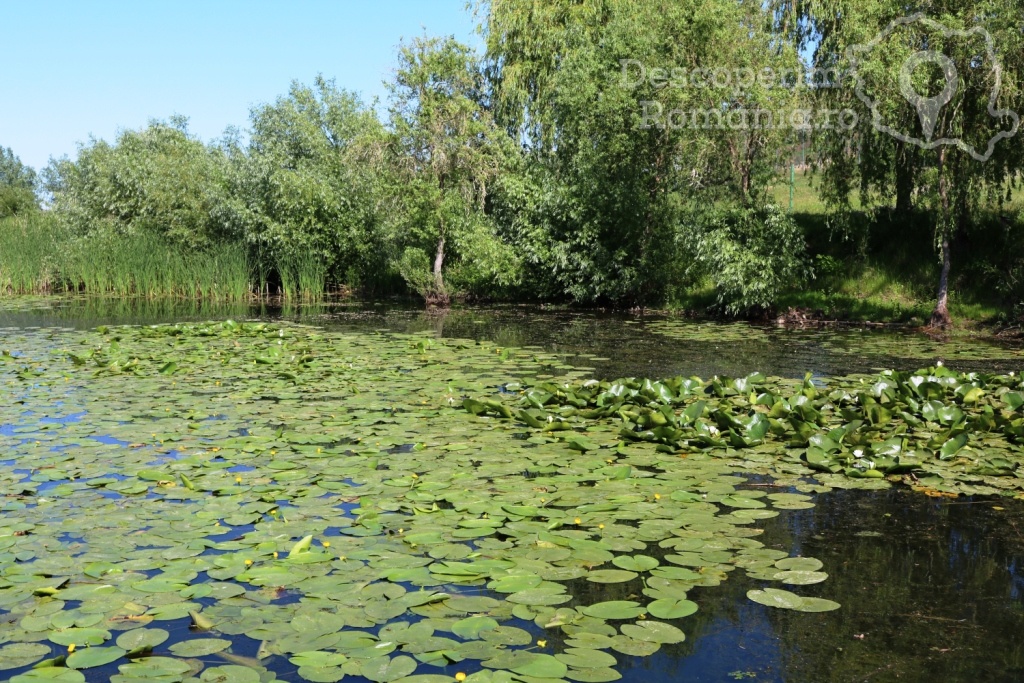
(0, 214, 254, 300)
(771, 173, 1024, 326)
(770, 168, 831, 214)
(0, 213, 61, 293)
(276, 250, 328, 301)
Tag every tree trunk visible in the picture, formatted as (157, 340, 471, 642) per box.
(433, 235, 445, 288)
(895, 142, 915, 216)
(930, 232, 951, 328)
(930, 148, 952, 329)
(428, 234, 450, 308)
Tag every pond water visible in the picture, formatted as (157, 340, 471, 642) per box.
(2, 296, 1024, 683)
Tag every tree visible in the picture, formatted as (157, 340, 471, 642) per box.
(0, 147, 38, 217)
(45, 117, 230, 249)
(386, 35, 514, 306)
(221, 76, 386, 293)
(480, 0, 807, 306)
(796, 1, 1024, 326)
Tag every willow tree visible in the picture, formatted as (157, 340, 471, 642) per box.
(386, 36, 512, 307)
(794, 1, 1023, 326)
(479, 0, 805, 305)
(45, 117, 229, 249)
(222, 76, 385, 292)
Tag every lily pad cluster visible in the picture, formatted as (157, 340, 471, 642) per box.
(644, 321, 771, 344)
(465, 367, 1024, 497)
(817, 330, 1024, 362)
(1, 320, 839, 683)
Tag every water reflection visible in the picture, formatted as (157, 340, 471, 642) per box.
(4, 297, 1022, 381)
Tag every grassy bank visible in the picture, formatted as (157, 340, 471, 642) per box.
(766, 171, 1024, 326)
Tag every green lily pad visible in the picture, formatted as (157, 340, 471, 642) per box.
(200, 664, 263, 682)
(646, 598, 699, 620)
(774, 570, 829, 585)
(610, 555, 659, 572)
(585, 569, 638, 584)
(67, 646, 127, 669)
(48, 628, 111, 647)
(169, 638, 233, 657)
(580, 601, 646, 620)
(114, 628, 169, 653)
(10, 670, 86, 683)
(0, 643, 53, 670)
(619, 621, 685, 644)
(511, 653, 569, 679)
(361, 655, 418, 683)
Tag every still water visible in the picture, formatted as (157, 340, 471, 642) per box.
(2, 296, 1024, 683)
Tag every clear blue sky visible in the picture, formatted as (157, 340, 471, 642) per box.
(1, 1, 479, 171)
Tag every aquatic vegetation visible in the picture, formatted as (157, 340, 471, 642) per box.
(645, 320, 772, 344)
(0, 319, 849, 682)
(466, 368, 1024, 497)
(0, 216, 252, 300)
(646, 318, 1024, 364)
(8, 312, 1022, 680)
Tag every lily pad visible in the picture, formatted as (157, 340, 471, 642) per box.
(580, 601, 646, 620)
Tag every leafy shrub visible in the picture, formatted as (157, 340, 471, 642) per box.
(397, 247, 441, 302)
(684, 204, 810, 315)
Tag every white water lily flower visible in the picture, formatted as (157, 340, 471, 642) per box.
(853, 449, 864, 457)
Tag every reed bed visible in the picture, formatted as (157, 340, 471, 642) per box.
(0, 215, 266, 300)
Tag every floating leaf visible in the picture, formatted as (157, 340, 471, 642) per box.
(619, 621, 685, 644)
(646, 598, 698, 620)
(169, 638, 232, 657)
(67, 646, 126, 669)
(586, 569, 638, 584)
(581, 601, 646, 620)
(361, 655, 418, 683)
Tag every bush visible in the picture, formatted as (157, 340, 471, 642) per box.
(684, 204, 810, 315)
(0, 186, 38, 218)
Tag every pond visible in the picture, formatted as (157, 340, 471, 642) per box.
(2, 297, 1024, 683)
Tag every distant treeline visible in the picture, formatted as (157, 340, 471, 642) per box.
(1, 0, 1022, 324)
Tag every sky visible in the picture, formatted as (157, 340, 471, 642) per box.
(1, 1, 479, 171)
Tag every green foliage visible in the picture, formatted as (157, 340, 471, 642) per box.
(221, 76, 386, 293)
(483, 0, 803, 304)
(0, 214, 61, 293)
(395, 247, 436, 301)
(0, 147, 39, 217)
(796, 0, 1024, 323)
(11, 4, 1020, 315)
(386, 35, 515, 304)
(45, 117, 229, 249)
(685, 205, 809, 315)
(0, 213, 248, 299)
